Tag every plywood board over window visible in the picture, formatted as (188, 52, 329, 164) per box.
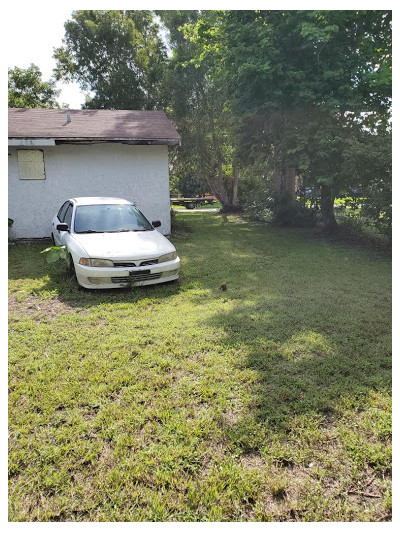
(17, 150, 45, 180)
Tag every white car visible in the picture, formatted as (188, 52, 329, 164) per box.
(51, 197, 180, 289)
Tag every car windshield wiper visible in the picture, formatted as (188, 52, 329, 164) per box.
(109, 229, 150, 232)
(78, 228, 151, 234)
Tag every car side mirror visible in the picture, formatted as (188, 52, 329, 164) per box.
(57, 223, 70, 232)
(152, 220, 161, 228)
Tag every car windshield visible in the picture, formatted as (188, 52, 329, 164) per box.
(74, 204, 154, 234)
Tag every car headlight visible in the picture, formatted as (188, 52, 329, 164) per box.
(79, 258, 114, 267)
(158, 251, 177, 263)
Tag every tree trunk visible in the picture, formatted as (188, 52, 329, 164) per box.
(231, 166, 240, 207)
(214, 159, 230, 208)
(283, 167, 296, 204)
(209, 116, 230, 209)
(320, 183, 338, 232)
(273, 168, 282, 193)
(273, 165, 296, 204)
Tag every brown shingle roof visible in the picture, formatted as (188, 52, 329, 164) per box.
(8, 108, 180, 145)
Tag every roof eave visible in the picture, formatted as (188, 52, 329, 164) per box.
(8, 138, 56, 147)
(9, 137, 181, 146)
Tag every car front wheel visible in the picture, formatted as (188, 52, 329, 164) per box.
(66, 253, 76, 276)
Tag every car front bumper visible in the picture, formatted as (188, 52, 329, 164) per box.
(73, 257, 180, 289)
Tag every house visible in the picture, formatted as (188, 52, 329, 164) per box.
(8, 108, 180, 239)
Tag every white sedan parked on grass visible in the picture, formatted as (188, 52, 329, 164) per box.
(51, 197, 180, 289)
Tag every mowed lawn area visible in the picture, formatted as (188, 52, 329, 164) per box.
(8, 212, 391, 522)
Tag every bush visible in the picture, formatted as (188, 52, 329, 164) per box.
(244, 192, 317, 227)
(270, 194, 317, 227)
(336, 213, 391, 246)
(361, 196, 391, 239)
(338, 191, 391, 239)
(41, 245, 68, 263)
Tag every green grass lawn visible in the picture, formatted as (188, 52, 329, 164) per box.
(8, 212, 391, 522)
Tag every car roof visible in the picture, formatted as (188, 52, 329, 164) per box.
(71, 197, 132, 206)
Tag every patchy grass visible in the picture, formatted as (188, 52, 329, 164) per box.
(8, 212, 391, 522)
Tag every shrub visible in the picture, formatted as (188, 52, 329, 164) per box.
(270, 194, 317, 227)
(41, 245, 68, 263)
(361, 196, 392, 239)
(244, 192, 317, 227)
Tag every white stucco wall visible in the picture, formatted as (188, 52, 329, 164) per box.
(8, 143, 171, 238)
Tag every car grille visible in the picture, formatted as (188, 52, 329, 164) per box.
(113, 259, 159, 267)
(139, 259, 159, 266)
(113, 262, 136, 268)
(111, 272, 162, 284)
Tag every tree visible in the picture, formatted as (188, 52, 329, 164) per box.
(158, 11, 210, 199)
(52, 9, 391, 231)
(54, 10, 167, 110)
(8, 64, 60, 108)
(159, 10, 242, 210)
(221, 10, 392, 230)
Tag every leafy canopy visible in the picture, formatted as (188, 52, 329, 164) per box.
(54, 10, 167, 110)
(8, 64, 60, 109)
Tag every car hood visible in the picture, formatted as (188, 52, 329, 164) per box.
(72, 230, 175, 260)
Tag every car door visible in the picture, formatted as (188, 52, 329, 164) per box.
(59, 202, 74, 246)
(52, 201, 70, 244)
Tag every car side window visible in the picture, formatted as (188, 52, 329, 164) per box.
(64, 204, 73, 229)
(58, 201, 70, 222)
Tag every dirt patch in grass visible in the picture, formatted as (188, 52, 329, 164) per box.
(200, 443, 227, 479)
(240, 453, 266, 470)
(248, 465, 311, 521)
(256, 463, 390, 522)
(8, 293, 88, 321)
(222, 408, 241, 427)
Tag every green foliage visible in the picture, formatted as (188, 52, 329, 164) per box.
(245, 192, 317, 227)
(239, 158, 280, 222)
(220, 10, 391, 229)
(159, 11, 241, 209)
(54, 10, 167, 110)
(41, 245, 68, 264)
(51, 9, 391, 233)
(342, 130, 392, 237)
(8, 218, 14, 228)
(8, 64, 60, 108)
(178, 176, 205, 197)
(361, 192, 392, 238)
(224, 10, 391, 116)
(270, 195, 317, 228)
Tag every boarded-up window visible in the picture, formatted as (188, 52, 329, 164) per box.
(17, 150, 45, 180)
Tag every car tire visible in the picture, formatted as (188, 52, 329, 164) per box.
(67, 253, 76, 277)
(67, 257, 85, 290)
(186, 202, 195, 209)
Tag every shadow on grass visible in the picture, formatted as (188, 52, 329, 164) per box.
(8, 213, 250, 309)
(176, 213, 391, 436)
(202, 298, 391, 431)
(8, 240, 184, 310)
